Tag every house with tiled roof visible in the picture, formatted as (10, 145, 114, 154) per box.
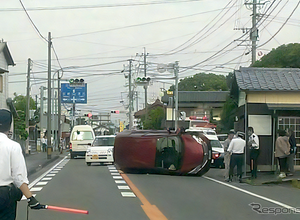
(0, 41, 15, 109)
(231, 67, 300, 171)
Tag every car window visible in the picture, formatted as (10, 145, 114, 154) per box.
(72, 131, 94, 141)
(210, 140, 222, 148)
(93, 137, 115, 146)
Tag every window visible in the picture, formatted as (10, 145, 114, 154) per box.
(72, 131, 94, 141)
(93, 137, 115, 146)
(278, 117, 300, 165)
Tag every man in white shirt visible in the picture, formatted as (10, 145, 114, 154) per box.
(227, 132, 246, 183)
(0, 109, 44, 220)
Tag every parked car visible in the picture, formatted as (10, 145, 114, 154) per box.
(209, 135, 225, 168)
(114, 130, 212, 176)
(69, 125, 95, 159)
(85, 135, 115, 166)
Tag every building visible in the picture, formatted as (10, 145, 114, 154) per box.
(161, 91, 229, 129)
(0, 41, 15, 109)
(231, 67, 300, 170)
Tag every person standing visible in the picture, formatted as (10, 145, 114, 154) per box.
(0, 109, 44, 220)
(227, 132, 246, 183)
(275, 129, 290, 178)
(247, 127, 260, 179)
(223, 130, 235, 181)
(287, 128, 296, 176)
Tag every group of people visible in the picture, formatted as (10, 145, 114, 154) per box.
(223, 126, 296, 182)
(275, 128, 297, 178)
(223, 127, 260, 182)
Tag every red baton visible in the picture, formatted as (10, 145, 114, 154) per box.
(45, 205, 89, 214)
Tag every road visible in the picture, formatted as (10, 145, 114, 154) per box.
(17, 156, 300, 220)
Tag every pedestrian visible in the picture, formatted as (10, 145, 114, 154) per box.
(275, 129, 290, 178)
(0, 109, 45, 220)
(247, 127, 260, 179)
(287, 128, 296, 176)
(223, 130, 235, 181)
(227, 132, 246, 183)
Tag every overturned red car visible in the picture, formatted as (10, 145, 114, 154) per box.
(114, 130, 212, 176)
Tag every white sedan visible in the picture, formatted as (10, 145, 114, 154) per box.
(85, 135, 115, 166)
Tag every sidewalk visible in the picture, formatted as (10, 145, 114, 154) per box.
(206, 167, 300, 187)
(24, 150, 69, 177)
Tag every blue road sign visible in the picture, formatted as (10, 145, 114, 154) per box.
(61, 83, 87, 104)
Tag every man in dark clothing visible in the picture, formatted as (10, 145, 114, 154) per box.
(248, 127, 260, 179)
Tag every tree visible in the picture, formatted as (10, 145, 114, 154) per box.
(219, 96, 237, 133)
(140, 107, 164, 130)
(13, 93, 36, 141)
(252, 43, 300, 68)
(170, 72, 228, 91)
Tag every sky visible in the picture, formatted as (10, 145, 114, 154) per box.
(1, 0, 300, 122)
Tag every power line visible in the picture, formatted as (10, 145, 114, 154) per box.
(18, 0, 48, 42)
(2, 0, 204, 11)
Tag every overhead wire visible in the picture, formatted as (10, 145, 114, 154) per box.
(18, 0, 48, 42)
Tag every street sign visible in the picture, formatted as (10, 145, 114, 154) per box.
(61, 83, 87, 104)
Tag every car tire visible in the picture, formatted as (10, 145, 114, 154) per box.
(87, 162, 91, 166)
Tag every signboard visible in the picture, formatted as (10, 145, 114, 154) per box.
(61, 83, 87, 104)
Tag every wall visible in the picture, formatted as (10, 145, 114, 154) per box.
(247, 92, 300, 104)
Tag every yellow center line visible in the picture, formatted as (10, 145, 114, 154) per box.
(121, 173, 168, 220)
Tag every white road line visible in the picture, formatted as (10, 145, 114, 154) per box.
(28, 155, 69, 189)
(113, 176, 123, 179)
(109, 169, 119, 172)
(115, 180, 127, 184)
(203, 176, 298, 211)
(121, 192, 136, 197)
(118, 186, 130, 190)
(46, 174, 56, 177)
(35, 181, 48, 186)
(30, 187, 43, 192)
(42, 177, 52, 181)
(111, 173, 121, 176)
(50, 171, 59, 174)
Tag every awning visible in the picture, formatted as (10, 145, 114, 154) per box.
(267, 103, 300, 110)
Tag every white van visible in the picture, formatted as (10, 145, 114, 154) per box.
(69, 125, 95, 159)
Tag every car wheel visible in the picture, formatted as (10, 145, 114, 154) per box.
(87, 162, 91, 166)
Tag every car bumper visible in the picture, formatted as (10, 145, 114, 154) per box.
(85, 154, 114, 163)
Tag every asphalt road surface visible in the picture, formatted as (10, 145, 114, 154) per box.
(16, 156, 300, 220)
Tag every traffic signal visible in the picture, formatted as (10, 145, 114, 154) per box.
(111, 110, 120, 114)
(69, 78, 84, 86)
(135, 77, 151, 86)
(84, 113, 92, 118)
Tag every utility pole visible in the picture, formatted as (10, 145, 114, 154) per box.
(128, 59, 133, 130)
(242, 0, 264, 65)
(143, 47, 148, 119)
(57, 71, 61, 152)
(26, 58, 31, 154)
(174, 61, 179, 130)
(251, 0, 258, 65)
(47, 32, 52, 159)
